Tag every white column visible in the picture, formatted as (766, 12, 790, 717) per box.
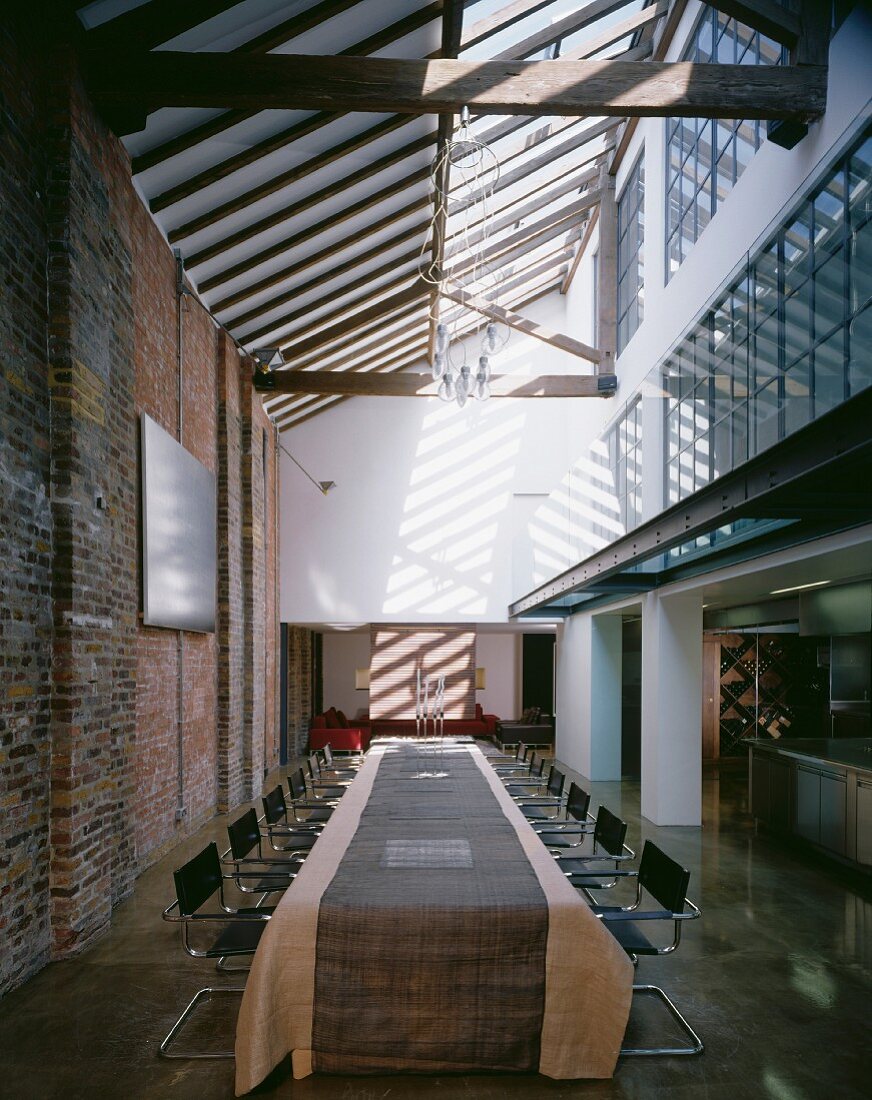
(641, 590, 703, 826)
(556, 612, 623, 781)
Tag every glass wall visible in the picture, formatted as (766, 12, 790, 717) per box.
(617, 153, 644, 354)
(665, 128, 872, 505)
(665, 8, 786, 280)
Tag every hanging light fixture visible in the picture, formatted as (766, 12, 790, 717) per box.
(420, 108, 509, 409)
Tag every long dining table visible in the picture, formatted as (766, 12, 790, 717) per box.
(234, 739, 633, 1094)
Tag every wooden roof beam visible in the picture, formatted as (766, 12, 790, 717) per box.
(440, 287, 602, 365)
(264, 372, 613, 398)
(88, 54, 829, 127)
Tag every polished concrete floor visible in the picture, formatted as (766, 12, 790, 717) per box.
(2, 749, 870, 1100)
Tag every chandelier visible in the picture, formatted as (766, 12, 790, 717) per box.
(420, 108, 509, 408)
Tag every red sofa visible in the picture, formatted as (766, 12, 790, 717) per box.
(366, 705, 499, 740)
(309, 707, 371, 753)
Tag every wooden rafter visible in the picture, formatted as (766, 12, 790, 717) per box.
(560, 206, 599, 294)
(168, 125, 435, 245)
(493, 0, 633, 60)
(199, 113, 603, 298)
(81, 0, 241, 53)
(262, 372, 613, 398)
(440, 287, 602, 364)
(461, 0, 558, 52)
(128, 1, 443, 170)
(87, 53, 828, 124)
(273, 275, 575, 430)
(561, 0, 668, 61)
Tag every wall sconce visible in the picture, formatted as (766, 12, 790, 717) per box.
(475, 667, 486, 690)
(355, 668, 370, 690)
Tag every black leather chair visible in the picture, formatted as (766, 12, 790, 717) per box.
(532, 781, 595, 841)
(261, 783, 327, 854)
(287, 769, 336, 821)
(549, 804, 634, 888)
(160, 842, 271, 1058)
(515, 766, 567, 820)
(224, 808, 309, 899)
(321, 743, 360, 776)
(306, 753, 350, 798)
(591, 841, 703, 1056)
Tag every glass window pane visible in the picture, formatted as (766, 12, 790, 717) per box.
(754, 381, 781, 454)
(813, 250, 846, 339)
(784, 355, 811, 435)
(813, 327, 846, 414)
(848, 303, 872, 394)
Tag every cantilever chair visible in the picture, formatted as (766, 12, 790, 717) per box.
(488, 741, 529, 768)
(502, 754, 549, 795)
(224, 808, 308, 900)
(160, 842, 271, 1059)
(306, 752, 351, 798)
(287, 768, 337, 818)
(321, 743, 361, 777)
(492, 743, 536, 775)
(548, 804, 634, 889)
(261, 783, 328, 855)
(589, 841, 703, 1056)
(531, 781, 595, 840)
(515, 766, 567, 821)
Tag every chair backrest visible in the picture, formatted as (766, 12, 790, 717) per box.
(228, 808, 260, 860)
(174, 842, 222, 916)
(533, 754, 547, 778)
(262, 784, 287, 826)
(288, 768, 307, 801)
(307, 753, 321, 780)
(515, 741, 526, 762)
(593, 805, 628, 857)
(566, 782, 590, 822)
(638, 842, 691, 914)
(547, 766, 565, 798)
(323, 744, 335, 767)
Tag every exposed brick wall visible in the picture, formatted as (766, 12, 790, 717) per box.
(0, 15, 53, 992)
(0, 21, 280, 994)
(46, 56, 139, 954)
(286, 627, 314, 758)
(216, 333, 245, 810)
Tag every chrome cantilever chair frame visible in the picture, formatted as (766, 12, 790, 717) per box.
(588, 842, 704, 1057)
(159, 843, 272, 1058)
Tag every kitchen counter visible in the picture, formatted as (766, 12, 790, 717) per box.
(748, 737, 872, 773)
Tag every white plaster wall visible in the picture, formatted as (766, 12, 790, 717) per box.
(280, 293, 581, 623)
(321, 632, 371, 721)
(475, 633, 519, 719)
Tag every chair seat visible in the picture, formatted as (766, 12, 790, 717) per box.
(599, 918, 655, 954)
(211, 918, 269, 955)
(298, 807, 332, 822)
(539, 832, 582, 847)
(556, 857, 608, 874)
(522, 806, 561, 821)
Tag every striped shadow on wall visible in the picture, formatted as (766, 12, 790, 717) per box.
(369, 626, 476, 720)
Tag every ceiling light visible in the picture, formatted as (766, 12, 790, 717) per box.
(769, 580, 830, 595)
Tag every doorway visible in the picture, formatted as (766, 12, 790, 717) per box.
(621, 617, 642, 778)
(522, 633, 555, 717)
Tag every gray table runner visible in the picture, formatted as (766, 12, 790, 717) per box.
(311, 741, 549, 1074)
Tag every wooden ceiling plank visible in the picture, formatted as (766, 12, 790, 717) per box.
(461, 0, 558, 51)
(89, 53, 829, 122)
(83, 0, 241, 53)
(168, 124, 435, 244)
(248, 267, 425, 357)
(128, 1, 443, 172)
(230, 163, 589, 338)
(561, 0, 668, 61)
(196, 114, 584, 295)
(152, 111, 411, 215)
(280, 282, 429, 362)
(493, 0, 633, 60)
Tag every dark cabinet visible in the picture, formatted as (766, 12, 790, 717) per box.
(770, 757, 792, 831)
(820, 773, 847, 855)
(857, 782, 872, 866)
(795, 765, 821, 843)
